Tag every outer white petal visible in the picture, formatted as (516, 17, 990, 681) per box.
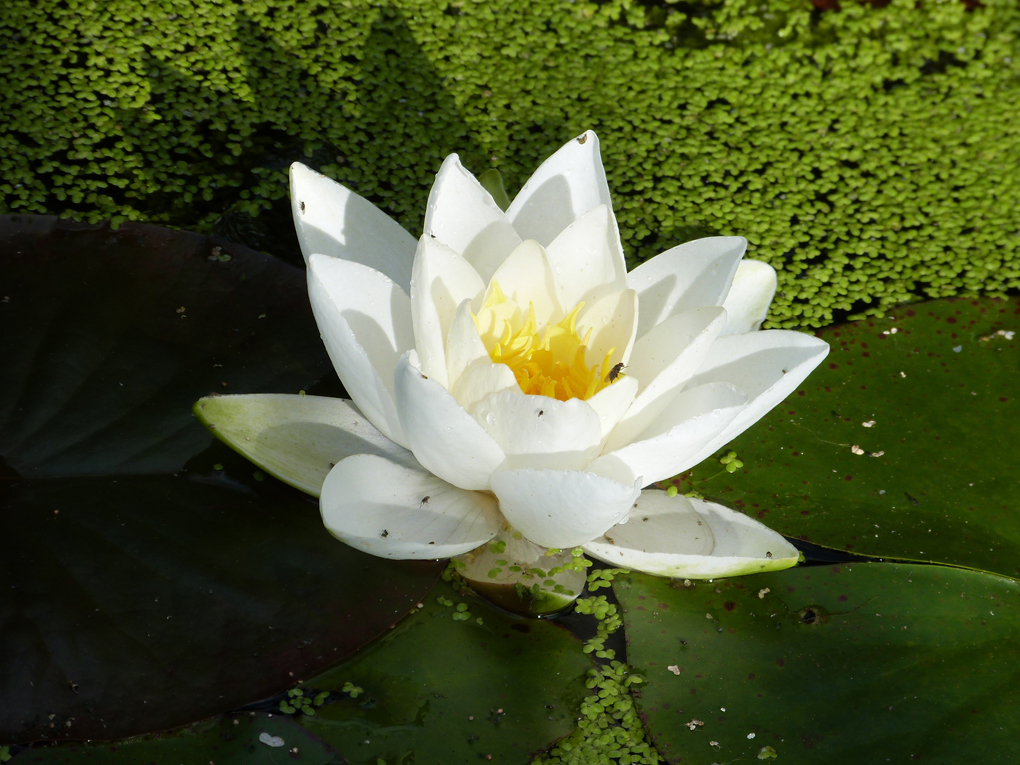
(488, 239, 563, 329)
(589, 383, 747, 488)
(424, 154, 523, 284)
(604, 307, 727, 453)
(194, 394, 416, 497)
(576, 289, 638, 369)
(584, 492, 799, 578)
(586, 376, 638, 441)
(721, 259, 778, 335)
(321, 454, 501, 559)
(682, 331, 830, 467)
(449, 358, 520, 414)
(395, 351, 505, 490)
(627, 236, 746, 339)
(446, 298, 489, 386)
(473, 391, 602, 472)
(410, 236, 486, 388)
(490, 467, 641, 548)
(307, 254, 413, 446)
(545, 204, 627, 309)
(290, 163, 416, 291)
(506, 130, 613, 247)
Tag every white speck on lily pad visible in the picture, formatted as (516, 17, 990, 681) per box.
(259, 732, 285, 747)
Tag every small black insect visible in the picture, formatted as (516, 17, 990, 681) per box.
(299, 201, 306, 212)
(606, 362, 626, 383)
(538, 409, 544, 417)
(420, 495, 430, 507)
(765, 551, 773, 559)
(381, 529, 389, 538)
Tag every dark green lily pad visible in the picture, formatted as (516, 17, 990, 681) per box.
(616, 565, 1020, 763)
(675, 297, 1020, 578)
(293, 580, 592, 764)
(0, 216, 442, 743)
(14, 713, 341, 764)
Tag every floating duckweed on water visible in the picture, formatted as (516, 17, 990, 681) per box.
(340, 681, 363, 699)
(586, 567, 631, 592)
(3, 0, 1019, 327)
(279, 687, 330, 716)
(720, 451, 744, 473)
(534, 661, 660, 765)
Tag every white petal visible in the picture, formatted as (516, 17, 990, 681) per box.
(321, 454, 500, 559)
(473, 391, 602, 472)
(490, 467, 640, 548)
(290, 163, 416, 292)
(395, 351, 505, 490)
(576, 289, 638, 369)
(681, 330, 830, 466)
(424, 154, 523, 284)
(604, 307, 727, 453)
(307, 254, 413, 446)
(586, 376, 638, 441)
(410, 236, 486, 387)
(446, 298, 490, 386)
(193, 394, 416, 497)
(721, 259, 778, 335)
(506, 130, 613, 247)
(584, 492, 799, 578)
(449, 357, 520, 414)
(488, 239, 563, 329)
(545, 204, 627, 310)
(589, 383, 747, 488)
(627, 236, 746, 339)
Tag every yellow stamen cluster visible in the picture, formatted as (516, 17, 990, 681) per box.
(473, 282, 619, 402)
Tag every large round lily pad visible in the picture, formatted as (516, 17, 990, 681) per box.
(675, 297, 1020, 579)
(616, 565, 1020, 762)
(294, 580, 593, 764)
(0, 216, 442, 743)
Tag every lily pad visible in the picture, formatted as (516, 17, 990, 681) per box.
(675, 297, 1020, 579)
(15, 713, 341, 764)
(0, 216, 442, 743)
(616, 565, 1020, 762)
(293, 580, 593, 764)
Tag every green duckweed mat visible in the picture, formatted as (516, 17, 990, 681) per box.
(2, 0, 1019, 329)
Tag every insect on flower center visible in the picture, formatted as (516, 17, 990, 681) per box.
(472, 282, 620, 402)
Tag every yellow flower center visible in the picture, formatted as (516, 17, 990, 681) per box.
(473, 282, 619, 402)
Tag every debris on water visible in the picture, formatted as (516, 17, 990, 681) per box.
(258, 732, 284, 747)
(870, 451, 885, 457)
(862, 420, 875, 427)
(758, 745, 778, 759)
(668, 665, 681, 675)
(747, 732, 756, 739)
(758, 588, 771, 599)
(685, 719, 704, 730)
(851, 445, 864, 455)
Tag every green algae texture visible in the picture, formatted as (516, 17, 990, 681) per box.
(2, 0, 1019, 327)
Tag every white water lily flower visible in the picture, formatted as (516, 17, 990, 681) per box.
(196, 131, 828, 579)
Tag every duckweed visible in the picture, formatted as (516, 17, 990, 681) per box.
(2, 0, 1017, 327)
